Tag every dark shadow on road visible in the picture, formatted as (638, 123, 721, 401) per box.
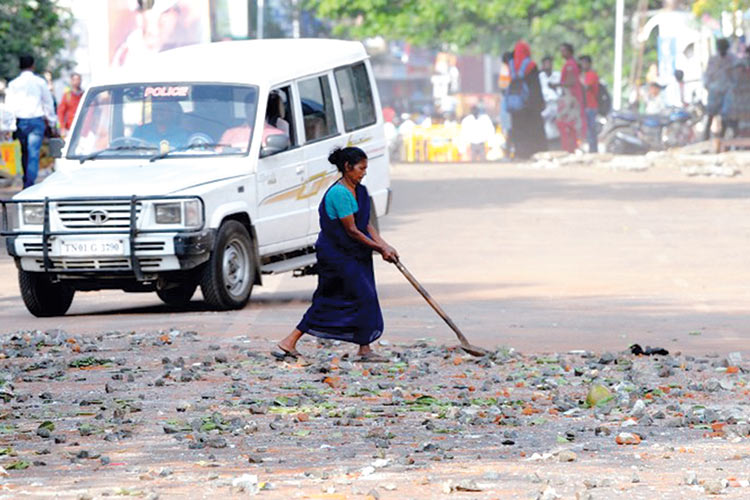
(64, 300, 216, 317)
(386, 175, 750, 221)
(57, 281, 524, 318)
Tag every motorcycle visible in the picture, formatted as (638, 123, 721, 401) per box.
(599, 104, 702, 154)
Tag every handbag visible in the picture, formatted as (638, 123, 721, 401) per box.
(506, 58, 531, 112)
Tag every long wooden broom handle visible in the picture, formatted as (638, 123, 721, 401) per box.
(394, 260, 471, 345)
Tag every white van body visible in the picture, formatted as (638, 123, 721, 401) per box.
(2, 39, 391, 316)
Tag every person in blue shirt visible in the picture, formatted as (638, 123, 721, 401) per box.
(273, 147, 398, 362)
(132, 99, 190, 148)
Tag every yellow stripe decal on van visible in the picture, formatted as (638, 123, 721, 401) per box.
(260, 171, 337, 206)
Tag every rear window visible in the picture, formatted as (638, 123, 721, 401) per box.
(334, 63, 376, 132)
(298, 75, 338, 142)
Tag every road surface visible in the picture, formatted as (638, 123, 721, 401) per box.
(1, 162, 749, 355)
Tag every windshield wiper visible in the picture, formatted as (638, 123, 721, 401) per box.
(148, 143, 232, 162)
(79, 145, 158, 164)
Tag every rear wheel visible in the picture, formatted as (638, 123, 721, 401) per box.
(200, 221, 255, 310)
(156, 281, 198, 307)
(18, 271, 75, 317)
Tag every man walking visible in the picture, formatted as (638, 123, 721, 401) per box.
(58, 72, 84, 137)
(6, 55, 57, 188)
(579, 55, 599, 153)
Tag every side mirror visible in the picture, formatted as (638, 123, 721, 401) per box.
(260, 134, 290, 158)
(48, 138, 65, 159)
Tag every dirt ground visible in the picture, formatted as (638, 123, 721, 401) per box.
(1, 160, 750, 498)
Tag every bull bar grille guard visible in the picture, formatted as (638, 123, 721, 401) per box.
(0, 195, 205, 280)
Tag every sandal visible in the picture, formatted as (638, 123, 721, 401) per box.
(271, 344, 302, 360)
(354, 352, 390, 363)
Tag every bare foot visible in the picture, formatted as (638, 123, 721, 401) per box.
(357, 344, 373, 357)
(355, 344, 389, 362)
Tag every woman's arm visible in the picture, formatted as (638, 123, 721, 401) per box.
(339, 215, 398, 262)
(367, 222, 399, 262)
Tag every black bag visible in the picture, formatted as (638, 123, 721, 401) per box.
(597, 84, 612, 116)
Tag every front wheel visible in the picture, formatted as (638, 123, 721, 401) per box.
(18, 271, 75, 317)
(200, 221, 255, 310)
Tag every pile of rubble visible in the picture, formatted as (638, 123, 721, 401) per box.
(530, 146, 749, 177)
(0, 328, 749, 498)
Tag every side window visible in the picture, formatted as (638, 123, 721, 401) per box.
(334, 62, 376, 132)
(266, 86, 296, 147)
(297, 75, 338, 142)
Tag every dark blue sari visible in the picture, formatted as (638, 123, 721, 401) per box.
(297, 182, 383, 346)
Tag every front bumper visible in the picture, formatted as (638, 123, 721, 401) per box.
(6, 229, 214, 275)
(2, 195, 210, 280)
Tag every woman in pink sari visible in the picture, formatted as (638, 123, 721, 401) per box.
(556, 43, 585, 153)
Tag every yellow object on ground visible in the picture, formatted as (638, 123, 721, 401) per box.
(0, 140, 22, 178)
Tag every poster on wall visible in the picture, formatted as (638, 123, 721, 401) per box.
(109, 0, 211, 68)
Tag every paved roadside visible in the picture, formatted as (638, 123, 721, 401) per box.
(0, 162, 749, 355)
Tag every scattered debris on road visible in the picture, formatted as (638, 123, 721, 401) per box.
(530, 150, 748, 177)
(0, 328, 749, 498)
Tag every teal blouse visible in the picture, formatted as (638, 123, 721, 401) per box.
(324, 183, 359, 220)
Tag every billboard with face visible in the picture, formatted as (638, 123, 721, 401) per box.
(109, 0, 210, 68)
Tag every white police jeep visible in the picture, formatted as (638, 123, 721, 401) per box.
(1, 40, 391, 317)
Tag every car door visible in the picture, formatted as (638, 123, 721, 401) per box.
(255, 84, 309, 250)
(297, 73, 346, 235)
(333, 61, 389, 217)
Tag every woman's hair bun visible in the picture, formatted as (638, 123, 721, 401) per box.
(327, 146, 368, 174)
(328, 148, 343, 166)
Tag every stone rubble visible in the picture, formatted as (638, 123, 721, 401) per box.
(529, 149, 750, 177)
(0, 328, 748, 498)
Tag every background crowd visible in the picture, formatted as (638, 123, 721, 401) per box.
(387, 36, 750, 163)
(0, 55, 83, 188)
(3, 37, 750, 186)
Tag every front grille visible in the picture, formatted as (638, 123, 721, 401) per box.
(23, 242, 52, 253)
(134, 241, 166, 252)
(35, 257, 163, 271)
(56, 201, 143, 229)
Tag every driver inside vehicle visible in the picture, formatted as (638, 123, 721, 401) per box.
(220, 93, 288, 153)
(132, 99, 191, 148)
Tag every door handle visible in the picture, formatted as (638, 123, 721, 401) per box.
(267, 174, 277, 184)
(295, 166, 305, 176)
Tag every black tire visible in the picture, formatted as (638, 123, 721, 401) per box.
(18, 270, 75, 317)
(603, 133, 626, 154)
(200, 220, 255, 310)
(156, 281, 198, 307)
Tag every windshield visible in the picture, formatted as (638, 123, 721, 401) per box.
(67, 83, 259, 159)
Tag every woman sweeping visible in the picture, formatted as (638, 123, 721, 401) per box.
(273, 147, 399, 362)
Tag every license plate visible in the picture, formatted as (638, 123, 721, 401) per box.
(60, 239, 125, 256)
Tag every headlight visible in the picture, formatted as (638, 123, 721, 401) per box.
(154, 203, 181, 224)
(183, 199, 202, 228)
(22, 204, 45, 225)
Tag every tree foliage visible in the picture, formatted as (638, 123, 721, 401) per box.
(692, 0, 750, 17)
(0, 0, 74, 82)
(305, 0, 664, 85)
